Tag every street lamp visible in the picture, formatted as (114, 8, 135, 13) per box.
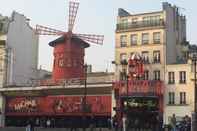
(83, 64, 88, 131)
(120, 59, 129, 112)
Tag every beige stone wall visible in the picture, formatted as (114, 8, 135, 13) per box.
(115, 28, 166, 81)
(164, 63, 194, 124)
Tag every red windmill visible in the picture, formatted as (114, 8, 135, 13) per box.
(35, 1, 104, 81)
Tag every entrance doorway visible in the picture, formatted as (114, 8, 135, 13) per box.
(121, 96, 162, 131)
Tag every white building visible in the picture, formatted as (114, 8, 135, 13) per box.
(0, 11, 39, 87)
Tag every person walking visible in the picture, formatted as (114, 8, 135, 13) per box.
(170, 114, 177, 131)
(90, 115, 95, 131)
(122, 116, 126, 131)
(46, 119, 51, 128)
(112, 115, 118, 131)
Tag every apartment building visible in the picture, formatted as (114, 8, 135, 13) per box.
(115, 2, 194, 125)
(0, 12, 39, 87)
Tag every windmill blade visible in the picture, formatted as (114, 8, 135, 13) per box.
(35, 25, 65, 35)
(74, 34, 104, 45)
(68, 1, 79, 32)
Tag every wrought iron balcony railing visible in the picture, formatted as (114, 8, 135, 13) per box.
(116, 20, 165, 31)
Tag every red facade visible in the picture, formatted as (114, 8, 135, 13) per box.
(113, 80, 163, 96)
(6, 95, 111, 116)
(113, 80, 164, 125)
(51, 38, 88, 80)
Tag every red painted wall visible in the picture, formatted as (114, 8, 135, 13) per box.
(52, 40, 85, 80)
(6, 95, 111, 116)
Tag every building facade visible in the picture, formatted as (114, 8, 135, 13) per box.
(0, 11, 39, 126)
(0, 12, 39, 87)
(115, 2, 194, 125)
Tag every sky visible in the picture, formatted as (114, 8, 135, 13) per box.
(0, 0, 196, 72)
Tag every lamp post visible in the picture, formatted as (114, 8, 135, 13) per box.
(83, 64, 88, 131)
(121, 60, 129, 109)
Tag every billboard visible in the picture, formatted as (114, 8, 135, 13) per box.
(6, 95, 111, 116)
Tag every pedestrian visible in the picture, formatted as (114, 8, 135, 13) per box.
(46, 119, 51, 128)
(112, 116, 118, 131)
(35, 118, 39, 127)
(185, 115, 191, 131)
(122, 115, 126, 131)
(170, 114, 176, 131)
(107, 117, 112, 130)
(89, 115, 95, 131)
(26, 120, 31, 131)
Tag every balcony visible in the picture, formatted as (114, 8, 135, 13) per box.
(113, 80, 164, 96)
(116, 20, 165, 32)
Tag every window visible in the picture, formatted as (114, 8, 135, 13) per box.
(143, 17, 150, 25)
(142, 33, 149, 44)
(66, 59, 72, 67)
(120, 53, 127, 64)
(0, 23, 3, 31)
(142, 51, 149, 63)
(120, 19, 128, 29)
(143, 16, 161, 25)
(144, 70, 149, 80)
(150, 15, 161, 24)
(130, 34, 138, 45)
(168, 72, 175, 84)
(180, 92, 186, 104)
(58, 59, 64, 67)
(179, 71, 186, 84)
(132, 18, 138, 24)
(168, 92, 175, 104)
(153, 51, 160, 63)
(121, 19, 128, 24)
(154, 70, 160, 80)
(120, 53, 127, 61)
(120, 35, 127, 47)
(153, 32, 161, 44)
(53, 59, 56, 68)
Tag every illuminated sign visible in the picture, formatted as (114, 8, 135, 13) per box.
(123, 97, 159, 111)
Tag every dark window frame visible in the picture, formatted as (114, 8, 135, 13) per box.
(153, 50, 161, 63)
(130, 34, 138, 45)
(142, 33, 149, 44)
(179, 71, 186, 84)
(153, 70, 160, 80)
(180, 92, 186, 104)
(153, 32, 161, 44)
(142, 51, 149, 64)
(168, 72, 175, 84)
(120, 35, 127, 47)
(168, 92, 175, 105)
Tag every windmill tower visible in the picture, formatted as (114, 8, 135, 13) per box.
(35, 1, 104, 80)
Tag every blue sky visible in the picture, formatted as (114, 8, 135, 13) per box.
(0, 0, 196, 72)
